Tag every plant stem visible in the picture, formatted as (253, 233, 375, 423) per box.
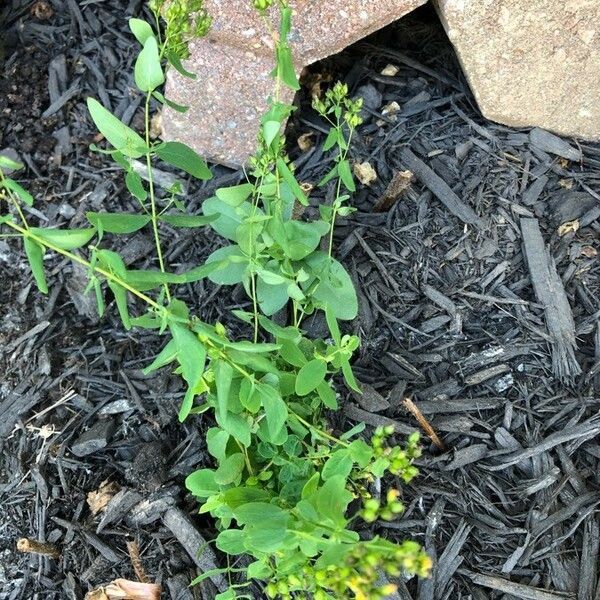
(0, 170, 29, 231)
(290, 410, 349, 448)
(144, 92, 171, 303)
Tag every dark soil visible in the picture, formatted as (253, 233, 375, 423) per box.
(1, 2, 599, 600)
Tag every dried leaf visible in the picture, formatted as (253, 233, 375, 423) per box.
(380, 64, 399, 76)
(353, 161, 377, 186)
(297, 132, 315, 151)
(87, 480, 120, 515)
(558, 220, 579, 236)
(381, 101, 401, 118)
(581, 245, 597, 258)
(85, 580, 161, 600)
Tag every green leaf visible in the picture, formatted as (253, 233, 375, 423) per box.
(23, 237, 47, 293)
(215, 453, 245, 485)
(348, 439, 373, 467)
(280, 220, 328, 261)
(214, 360, 233, 420)
(246, 560, 271, 580)
(152, 90, 189, 113)
(125, 269, 185, 291)
(87, 98, 147, 158)
(304, 252, 358, 320)
(32, 227, 96, 250)
(186, 468, 219, 497)
(166, 51, 197, 79)
(318, 164, 339, 187)
(2, 178, 33, 206)
(169, 322, 206, 421)
(203, 197, 260, 241)
(338, 159, 356, 192)
(215, 183, 254, 206)
(155, 141, 211, 180)
(0, 155, 23, 171)
(217, 412, 251, 447)
(256, 278, 289, 316)
(125, 170, 148, 201)
(142, 339, 178, 374)
(134, 35, 164, 92)
(216, 529, 246, 555)
(234, 502, 288, 527)
(222, 487, 271, 508)
(322, 450, 353, 480)
(323, 128, 339, 152)
(226, 341, 280, 354)
(206, 245, 248, 285)
(86, 212, 151, 235)
(276, 158, 308, 206)
(316, 475, 353, 527)
(279, 339, 307, 368)
(275, 45, 300, 91)
(207, 428, 229, 461)
(129, 18, 154, 45)
(316, 380, 338, 409)
(190, 568, 231, 587)
(324, 304, 341, 345)
(239, 378, 261, 413)
(259, 383, 287, 438)
(341, 359, 361, 393)
(96, 250, 131, 329)
(263, 120, 281, 148)
(159, 213, 217, 228)
(295, 359, 327, 396)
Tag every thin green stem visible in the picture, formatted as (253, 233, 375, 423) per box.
(144, 93, 171, 303)
(290, 410, 349, 448)
(0, 170, 29, 230)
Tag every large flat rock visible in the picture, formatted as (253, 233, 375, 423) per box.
(163, 0, 427, 166)
(435, 0, 600, 141)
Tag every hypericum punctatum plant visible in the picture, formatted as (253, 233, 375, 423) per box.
(0, 1, 431, 598)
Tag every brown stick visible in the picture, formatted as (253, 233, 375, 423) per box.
(126, 540, 148, 583)
(16, 537, 60, 559)
(402, 398, 446, 450)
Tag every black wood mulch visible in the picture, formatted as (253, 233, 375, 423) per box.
(1, 2, 599, 599)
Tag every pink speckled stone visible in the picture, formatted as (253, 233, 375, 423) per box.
(163, 0, 427, 166)
(434, 0, 600, 141)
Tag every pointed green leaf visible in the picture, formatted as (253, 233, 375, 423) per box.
(155, 141, 211, 180)
(2, 178, 33, 206)
(296, 359, 327, 396)
(142, 338, 178, 375)
(87, 97, 147, 158)
(169, 322, 206, 421)
(166, 51, 197, 79)
(32, 227, 96, 250)
(86, 212, 151, 234)
(125, 169, 148, 201)
(338, 159, 355, 192)
(152, 90, 189, 113)
(276, 157, 308, 206)
(215, 183, 254, 206)
(134, 36, 164, 92)
(24, 237, 47, 293)
(129, 18, 154, 45)
(259, 383, 287, 437)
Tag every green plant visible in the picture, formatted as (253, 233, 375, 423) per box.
(0, 1, 431, 598)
